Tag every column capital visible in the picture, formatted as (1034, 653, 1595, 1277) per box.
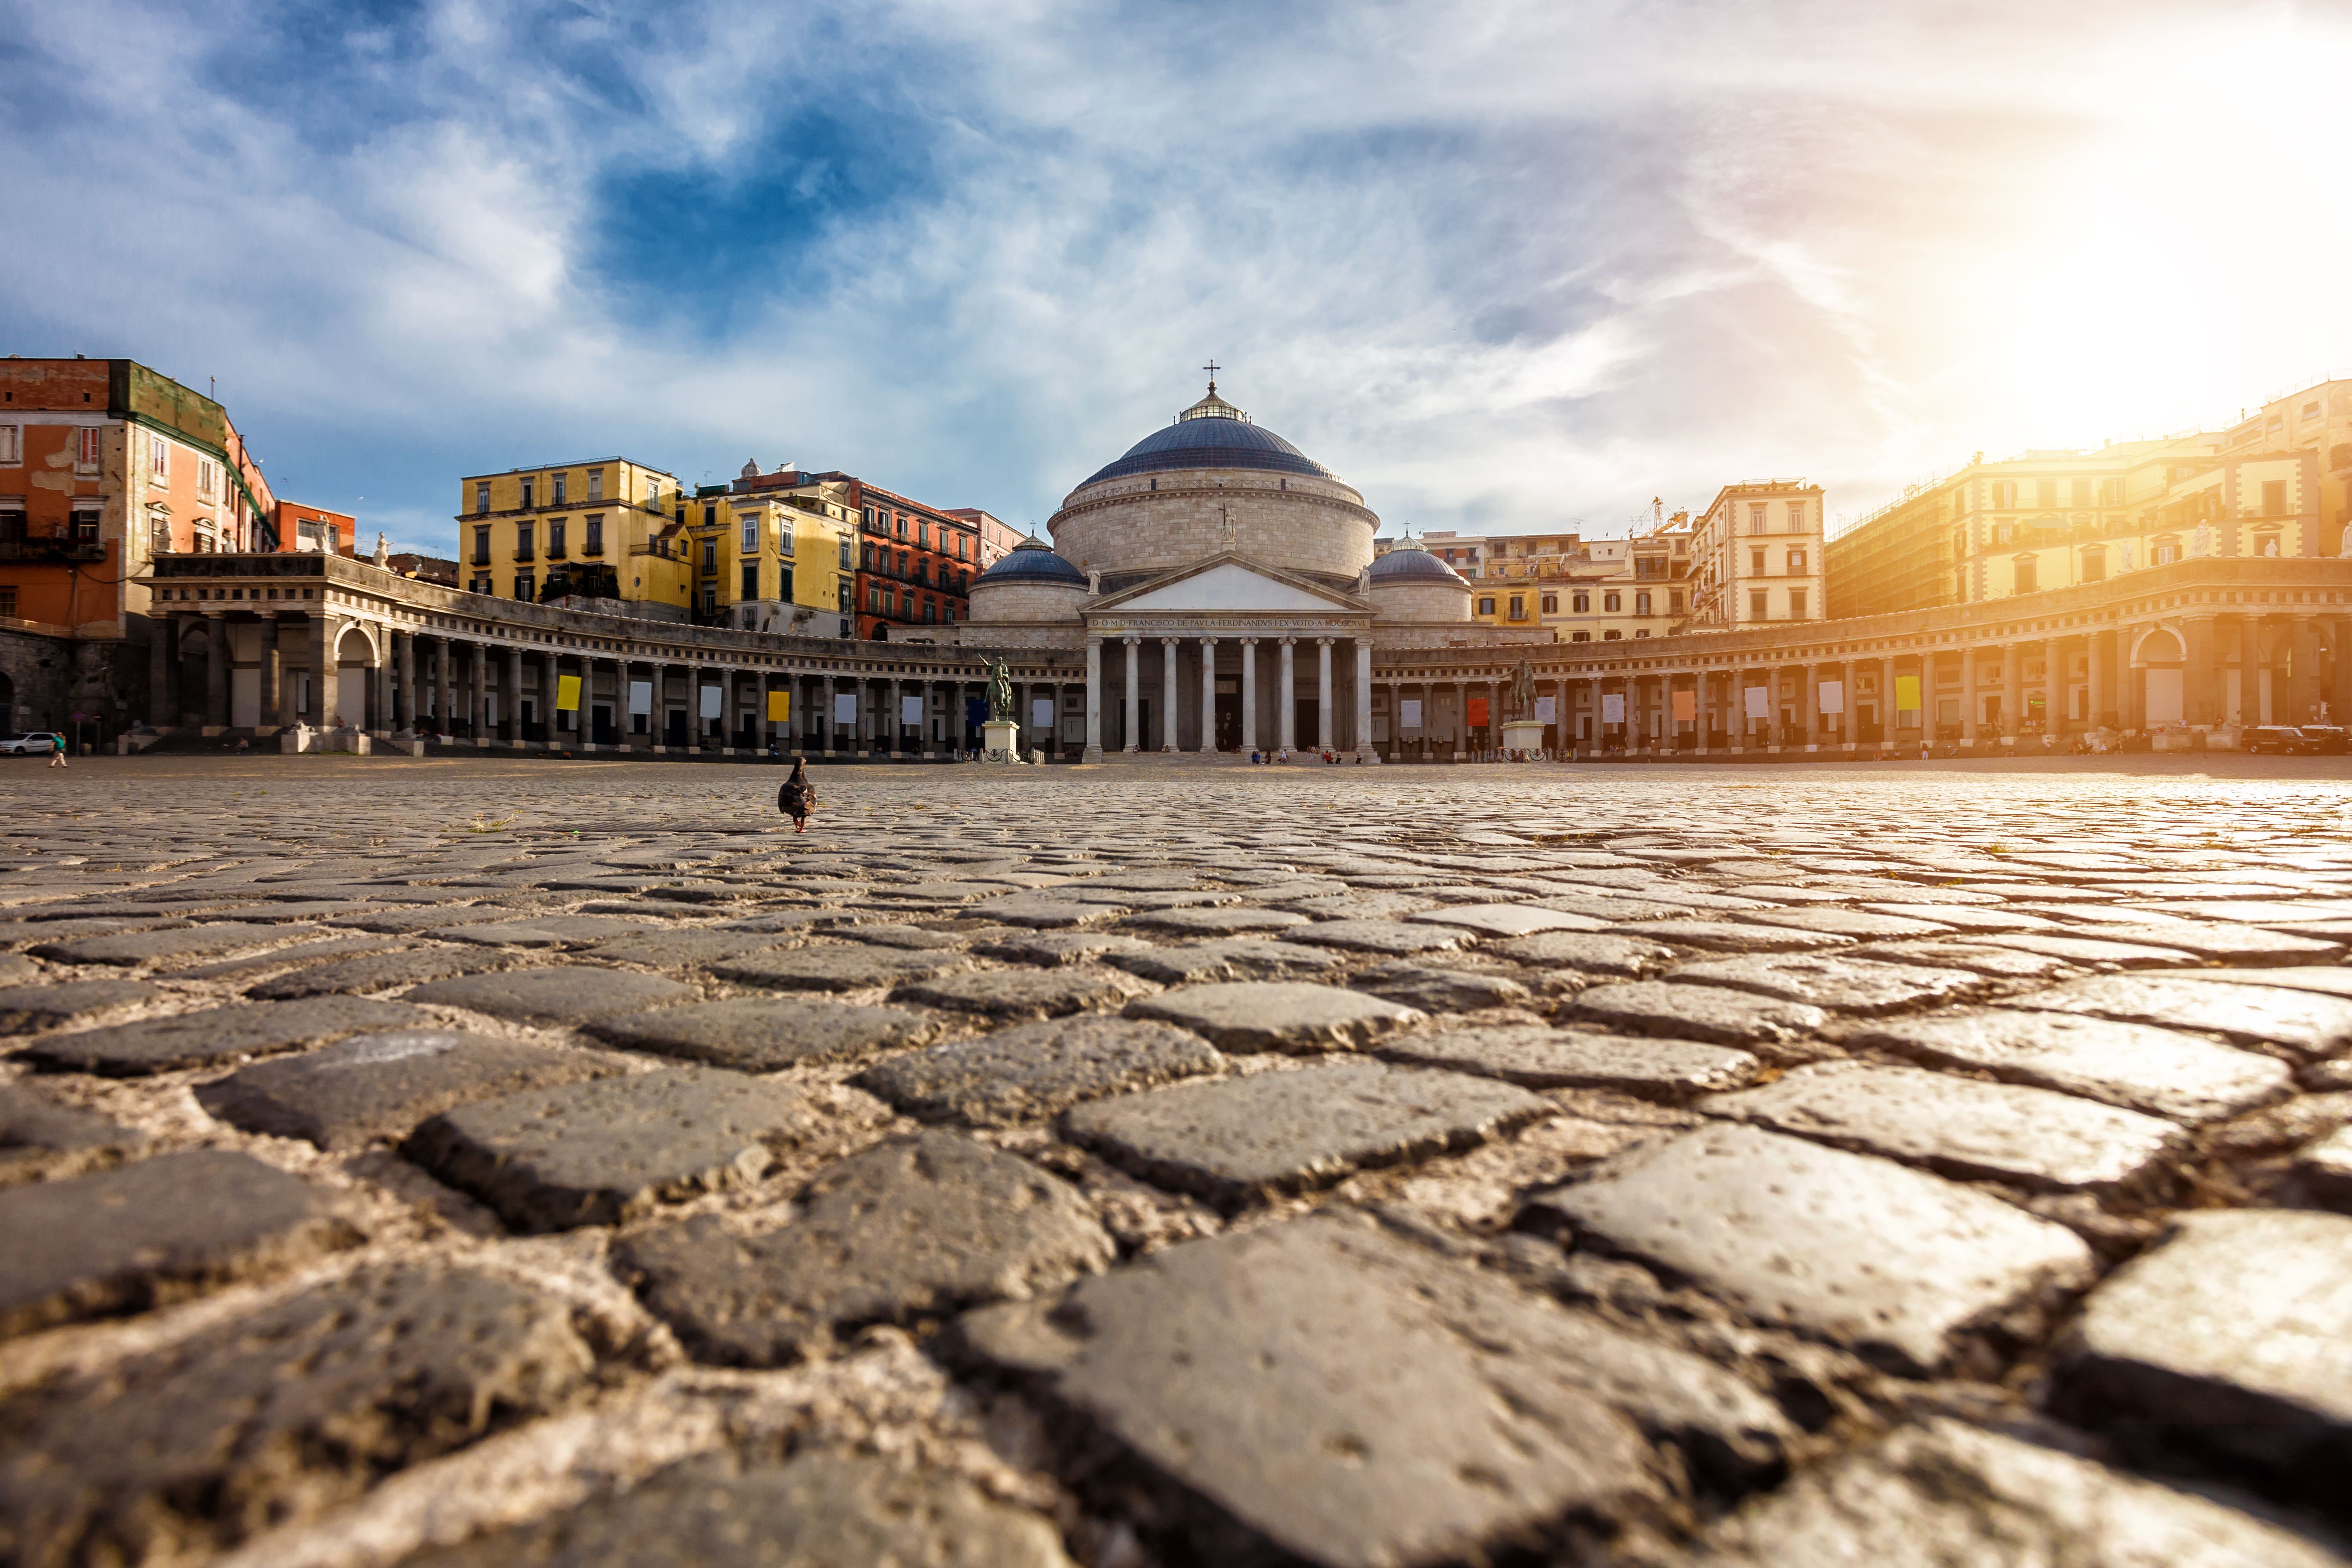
(1198, 635, 1218, 646)
(1315, 636, 1333, 646)
(1123, 634, 1140, 645)
(1239, 636, 1257, 646)
(1280, 635, 1296, 646)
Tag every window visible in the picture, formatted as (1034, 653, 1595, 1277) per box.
(2071, 479, 2091, 507)
(741, 563, 759, 600)
(197, 458, 217, 497)
(583, 514, 603, 554)
(1508, 595, 1524, 620)
(1603, 591, 1621, 612)
(869, 584, 882, 611)
(2013, 555, 2037, 593)
(839, 538, 853, 569)
(1750, 548, 1766, 572)
(1750, 589, 1769, 619)
(862, 506, 875, 528)
(2080, 546, 2106, 582)
(0, 425, 18, 464)
(1572, 592, 1590, 613)
(897, 551, 910, 575)
(919, 522, 930, 548)
(895, 514, 908, 539)
(703, 504, 718, 528)
(740, 513, 759, 551)
(2036, 479, 2056, 508)
(520, 477, 534, 508)
(645, 476, 658, 506)
(515, 522, 534, 560)
(1786, 500, 1806, 529)
(1634, 591, 1651, 616)
(72, 506, 100, 545)
(956, 533, 967, 559)
(514, 571, 534, 601)
(1540, 594, 1557, 614)
(1603, 629, 1621, 640)
(547, 518, 567, 557)
(1787, 548, 1806, 573)
(1669, 590, 1684, 614)
(2262, 480, 2287, 514)
(839, 581, 853, 612)
(1635, 629, 1651, 638)
(2154, 538, 2180, 565)
(924, 599, 938, 624)
(1571, 631, 1591, 643)
(779, 523, 793, 556)
(553, 474, 567, 504)
(77, 428, 101, 469)
(1477, 597, 1496, 616)
(1748, 503, 1767, 532)
(587, 469, 603, 501)
(700, 538, 717, 570)
(473, 525, 491, 565)
(1990, 480, 2017, 509)
(475, 482, 490, 514)
(149, 432, 168, 479)
(1788, 588, 1808, 618)
(780, 567, 793, 601)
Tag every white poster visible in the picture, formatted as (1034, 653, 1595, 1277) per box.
(1816, 679, 1845, 715)
(699, 684, 723, 719)
(1600, 693, 1625, 724)
(1535, 696, 1555, 724)
(1032, 697, 1053, 727)
(628, 680, 651, 715)
(1744, 685, 1772, 718)
(900, 694, 923, 725)
(1399, 699, 1423, 729)
(832, 693, 858, 725)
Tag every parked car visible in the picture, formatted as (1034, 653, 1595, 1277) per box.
(2297, 725, 2349, 755)
(0, 732, 61, 756)
(2242, 725, 2308, 755)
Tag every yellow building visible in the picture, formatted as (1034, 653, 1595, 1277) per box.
(1397, 526, 1696, 642)
(687, 464, 858, 634)
(456, 457, 686, 610)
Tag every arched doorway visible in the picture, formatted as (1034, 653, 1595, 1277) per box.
(336, 626, 378, 730)
(0, 671, 13, 734)
(2134, 628, 2185, 726)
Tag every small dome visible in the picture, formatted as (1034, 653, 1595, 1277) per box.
(976, 533, 1087, 587)
(1368, 544, 1467, 585)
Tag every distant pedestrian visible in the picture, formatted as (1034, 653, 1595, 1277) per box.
(46, 738, 64, 769)
(777, 757, 815, 835)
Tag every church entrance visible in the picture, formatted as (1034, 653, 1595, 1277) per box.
(1215, 691, 1240, 750)
(1293, 698, 1318, 749)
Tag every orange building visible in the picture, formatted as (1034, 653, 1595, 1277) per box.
(0, 357, 276, 741)
(275, 501, 354, 555)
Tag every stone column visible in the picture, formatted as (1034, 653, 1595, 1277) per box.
(2335, 617, 2352, 724)
(1483, 674, 1498, 757)
(202, 613, 230, 729)
(1355, 641, 1376, 761)
(2088, 629, 2114, 729)
(1317, 639, 1336, 751)
(2180, 618, 2216, 727)
(1452, 681, 1468, 761)
(1161, 638, 1179, 752)
(258, 618, 280, 732)
(1916, 651, 1936, 748)
(1278, 638, 1297, 750)
(469, 642, 487, 743)
(1877, 654, 1897, 749)
(147, 615, 177, 728)
(1799, 663, 1818, 749)
(1085, 637, 1104, 761)
(314, 613, 339, 729)
(1122, 637, 1140, 753)
(1240, 638, 1258, 752)
(2001, 644, 2023, 743)
(394, 632, 415, 731)
(1198, 638, 1218, 753)
(1960, 645, 1979, 744)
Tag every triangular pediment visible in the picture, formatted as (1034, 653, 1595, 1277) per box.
(1093, 555, 1365, 614)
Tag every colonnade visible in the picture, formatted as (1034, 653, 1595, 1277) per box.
(1083, 633, 1376, 759)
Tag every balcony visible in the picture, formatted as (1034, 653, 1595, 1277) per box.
(0, 538, 107, 565)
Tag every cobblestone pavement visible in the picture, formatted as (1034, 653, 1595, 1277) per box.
(4, 755, 2352, 1566)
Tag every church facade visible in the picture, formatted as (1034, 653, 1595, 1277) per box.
(956, 380, 1540, 759)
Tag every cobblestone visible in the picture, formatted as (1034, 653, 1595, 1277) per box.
(2, 760, 2346, 1562)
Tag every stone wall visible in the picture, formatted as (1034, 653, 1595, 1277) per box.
(1370, 581, 1473, 624)
(1051, 469, 1379, 583)
(968, 580, 1091, 624)
(0, 626, 148, 740)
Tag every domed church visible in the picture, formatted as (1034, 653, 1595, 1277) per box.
(961, 376, 1508, 760)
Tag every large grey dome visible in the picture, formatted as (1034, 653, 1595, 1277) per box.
(1076, 386, 1338, 488)
(976, 534, 1085, 587)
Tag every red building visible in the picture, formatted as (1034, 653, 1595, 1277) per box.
(275, 501, 355, 555)
(945, 507, 1024, 569)
(801, 474, 983, 639)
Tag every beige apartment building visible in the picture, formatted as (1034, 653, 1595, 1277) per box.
(1688, 481, 1828, 630)
(1392, 525, 1695, 641)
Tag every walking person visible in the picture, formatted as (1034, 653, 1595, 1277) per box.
(777, 757, 816, 835)
(46, 736, 65, 769)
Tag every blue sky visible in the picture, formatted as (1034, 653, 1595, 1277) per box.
(4, 0, 2348, 557)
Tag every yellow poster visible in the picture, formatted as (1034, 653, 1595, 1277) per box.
(1893, 675, 1920, 712)
(556, 675, 581, 711)
(767, 690, 790, 722)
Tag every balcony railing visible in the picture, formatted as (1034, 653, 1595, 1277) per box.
(0, 538, 107, 564)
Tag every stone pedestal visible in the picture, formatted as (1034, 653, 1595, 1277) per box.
(983, 720, 1022, 763)
(1500, 720, 1544, 756)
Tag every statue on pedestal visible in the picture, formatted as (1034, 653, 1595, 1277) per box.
(986, 660, 1015, 723)
(1506, 660, 1537, 720)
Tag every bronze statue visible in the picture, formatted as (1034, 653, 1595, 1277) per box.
(986, 660, 1015, 723)
(1507, 660, 1536, 720)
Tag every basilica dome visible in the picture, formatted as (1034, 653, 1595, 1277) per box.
(1366, 540, 1471, 623)
(1049, 381, 1381, 591)
(967, 533, 1090, 624)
